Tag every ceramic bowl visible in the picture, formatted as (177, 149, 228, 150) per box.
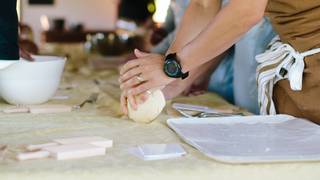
(0, 55, 66, 105)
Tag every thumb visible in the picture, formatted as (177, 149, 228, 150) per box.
(134, 49, 149, 58)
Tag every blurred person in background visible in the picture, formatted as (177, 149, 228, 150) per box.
(0, 0, 34, 66)
(0, 0, 20, 68)
(118, 0, 155, 24)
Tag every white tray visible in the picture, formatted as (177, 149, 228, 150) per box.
(167, 115, 320, 164)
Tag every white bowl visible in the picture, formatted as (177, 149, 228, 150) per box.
(0, 55, 66, 105)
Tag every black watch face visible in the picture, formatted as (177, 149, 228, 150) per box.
(164, 60, 180, 77)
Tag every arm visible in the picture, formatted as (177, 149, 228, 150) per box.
(126, 0, 223, 99)
(162, 0, 223, 99)
(168, 0, 222, 54)
(119, 0, 267, 112)
(178, 0, 268, 72)
(0, 0, 19, 60)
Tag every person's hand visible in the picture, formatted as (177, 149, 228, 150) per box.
(19, 47, 34, 61)
(120, 89, 151, 115)
(162, 76, 208, 100)
(161, 80, 188, 100)
(119, 49, 175, 110)
(182, 75, 210, 96)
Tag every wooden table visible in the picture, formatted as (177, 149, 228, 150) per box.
(0, 68, 320, 180)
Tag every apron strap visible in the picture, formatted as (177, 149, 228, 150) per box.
(256, 36, 320, 115)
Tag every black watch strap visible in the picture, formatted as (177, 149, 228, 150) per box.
(181, 71, 189, 80)
(165, 53, 189, 80)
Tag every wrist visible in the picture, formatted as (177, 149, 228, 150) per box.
(163, 53, 189, 80)
(176, 49, 190, 73)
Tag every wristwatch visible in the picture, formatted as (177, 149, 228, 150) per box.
(163, 53, 189, 79)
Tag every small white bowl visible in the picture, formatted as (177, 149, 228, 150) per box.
(0, 55, 66, 105)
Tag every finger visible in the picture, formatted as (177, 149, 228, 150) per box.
(120, 72, 152, 90)
(120, 77, 140, 90)
(182, 90, 189, 96)
(127, 93, 137, 110)
(119, 57, 152, 75)
(194, 90, 206, 96)
(119, 66, 143, 83)
(127, 72, 171, 96)
(189, 90, 205, 97)
(120, 76, 141, 90)
(120, 93, 128, 115)
(136, 92, 150, 105)
(120, 60, 140, 75)
(20, 49, 34, 61)
(134, 49, 149, 58)
(128, 81, 156, 96)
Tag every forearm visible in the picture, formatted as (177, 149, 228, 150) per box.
(162, 54, 223, 100)
(186, 53, 225, 84)
(178, 0, 267, 72)
(164, 0, 221, 94)
(167, 0, 221, 54)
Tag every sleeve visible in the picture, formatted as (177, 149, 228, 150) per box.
(0, 0, 19, 61)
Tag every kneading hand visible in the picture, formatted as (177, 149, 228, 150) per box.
(20, 48, 34, 61)
(119, 49, 174, 112)
(120, 89, 151, 115)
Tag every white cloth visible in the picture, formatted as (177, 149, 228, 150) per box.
(256, 36, 320, 115)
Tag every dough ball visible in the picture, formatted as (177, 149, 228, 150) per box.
(127, 90, 166, 123)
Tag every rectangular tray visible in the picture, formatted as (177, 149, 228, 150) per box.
(167, 115, 320, 164)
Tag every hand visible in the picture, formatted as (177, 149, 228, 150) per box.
(182, 84, 206, 96)
(161, 76, 207, 100)
(19, 48, 34, 61)
(120, 89, 151, 115)
(162, 80, 188, 100)
(119, 49, 175, 97)
(182, 75, 210, 96)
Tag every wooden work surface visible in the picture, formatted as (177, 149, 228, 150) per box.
(0, 67, 320, 180)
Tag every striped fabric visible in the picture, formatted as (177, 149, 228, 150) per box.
(255, 36, 320, 115)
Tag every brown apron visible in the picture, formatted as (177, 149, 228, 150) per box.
(266, 0, 320, 124)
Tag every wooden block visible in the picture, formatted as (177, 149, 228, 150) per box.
(53, 136, 113, 148)
(51, 95, 70, 100)
(29, 105, 72, 114)
(16, 151, 50, 161)
(42, 144, 106, 160)
(26, 142, 59, 151)
(3, 107, 29, 114)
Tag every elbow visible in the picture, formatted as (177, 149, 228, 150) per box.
(238, 7, 265, 29)
(248, 9, 265, 26)
(190, 0, 217, 9)
(231, 0, 267, 28)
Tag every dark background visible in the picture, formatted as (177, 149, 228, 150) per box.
(29, 0, 54, 5)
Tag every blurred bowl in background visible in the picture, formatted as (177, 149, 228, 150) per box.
(0, 55, 66, 105)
